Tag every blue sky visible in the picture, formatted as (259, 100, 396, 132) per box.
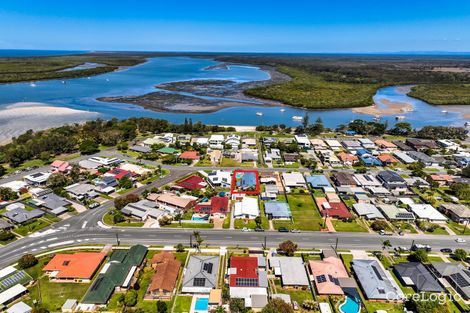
(1, 0, 469, 52)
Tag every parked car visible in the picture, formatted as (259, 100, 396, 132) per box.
(278, 227, 289, 233)
(254, 227, 264, 232)
(89, 202, 100, 209)
(440, 248, 453, 253)
(290, 229, 301, 233)
(242, 227, 252, 232)
(412, 244, 431, 252)
(456, 238, 467, 243)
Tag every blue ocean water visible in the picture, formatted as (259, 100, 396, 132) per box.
(0, 55, 467, 128)
(0, 49, 86, 57)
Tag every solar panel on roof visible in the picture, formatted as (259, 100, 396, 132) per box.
(236, 278, 258, 287)
(203, 263, 213, 274)
(450, 273, 470, 288)
(372, 265, 383, 281)
(316, 275, 327, 283)
(193, 277, 206, 287)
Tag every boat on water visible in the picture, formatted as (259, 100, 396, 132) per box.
(373, 115, 381, 121)
(292, 116, 303, 120)
(280, 108, 286, 112)
(256, 112, 263, 116)
(395, 116, 405, 120)
(30, 82, 36, 87)
(441, 110, 448, 114)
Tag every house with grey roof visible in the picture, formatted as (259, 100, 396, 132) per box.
(352, 203, 385, 220)
(0, 219, 13, 230)
(264, 202, 291, 220)
(407, 151, 439, 167)
(430, 262, 470, 300)
(352, 259, 405, 301)
(182, 255, 220, 294)
(377, 205, 415, 221)
(121, 200, 165, 221)
(2, 208, 44, 224)
(30, 191, 70, 216)
(377, 170, 407, 190)
(65, 183, 99, 200)
(269, 257, 309, 287)
(439, 203, 470, 223)
(393, 262, 443, 293)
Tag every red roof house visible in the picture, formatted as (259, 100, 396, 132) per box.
(315, 197, 352, 219)
(43, 252, 106, 281)
(194, 196, 229, 215)
(51, 160, 71, 173)
(229, 256, 261, 287)
(175, 175, 206, 190)
(179, 151, 200, 160)
(106, 168, 133, 180)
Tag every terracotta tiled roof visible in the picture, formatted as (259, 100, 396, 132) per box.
(148, 253, 181, 293)
(43, 252, 106, 279)
(179, 151, 200, 160)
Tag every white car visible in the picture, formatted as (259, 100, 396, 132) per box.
(241, 227, 252, 232)
(456, 238, 467, 243)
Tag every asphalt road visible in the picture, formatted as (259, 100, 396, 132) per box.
(0, 148, 466, 269)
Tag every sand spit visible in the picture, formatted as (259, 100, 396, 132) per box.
(0, 102, 99, 145)
(352, 99, 414, 116)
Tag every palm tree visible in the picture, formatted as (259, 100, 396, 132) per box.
(193, 231, 204, 252)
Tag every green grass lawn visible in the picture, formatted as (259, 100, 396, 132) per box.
(220, 158, 242, 167)
(173, 296, 193, 313)
(364, 301, 404, 313)
(25, 257, 89, 312)
(392, 221, 418, 234)
(14, 219, 51, 236)
(234, 219, 257, 229)
(272, 279, 313, 303)
(164, 222, 214, 229)
(273, 194, 323, 231)
(5, 159, 47, 174)
(103, 210, 144, 227)
(222, 213, 231, 229)
(447, 221, 470, 236)
(331, 219, 368, 232)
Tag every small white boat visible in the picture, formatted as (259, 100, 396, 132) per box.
(292, 116, 303, 120)
(280, 108, 286, 112)
(395, 115, 405, 120)
(87, 77, 91, 79)
(441, 110, 448, 114)
(256, 112, 263, 116)
(30, 82, 36, 87)
(61, 80, 66, 84)
(106, 78, 110, 82)
(373, 115, 381, 121)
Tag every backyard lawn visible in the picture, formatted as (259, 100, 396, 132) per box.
(26, 257, 89, 312)
(173, 296, 192, 313)
(14, 219, 51, 236)
(274, 194, 323, 231)
(331, 219, 368, 232)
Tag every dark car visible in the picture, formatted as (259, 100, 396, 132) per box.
(254, 227, 265, 232)
(278, 227, 289, 233)
(440, 248, 452, 253)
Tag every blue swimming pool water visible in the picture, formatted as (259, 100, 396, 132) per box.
(195, 297, 209, 311)
(339, 295, 360, 313)
(191, 214, 209, 221)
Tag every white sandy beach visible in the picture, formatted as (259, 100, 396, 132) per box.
(352, 98, 414, 116)
(0, 102, 99, 145)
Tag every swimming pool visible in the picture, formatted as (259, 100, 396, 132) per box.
(191, 214, 209, 221)
(194, 297, 209, 312)
(339, 295, 360, 313)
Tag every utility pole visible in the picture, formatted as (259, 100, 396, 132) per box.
(463, 220, 469, 235)
(334, 238, 339, 253)
(115, 233, 120, 246)
(189, 234, 192, 247)
(263, 236, 267, 250)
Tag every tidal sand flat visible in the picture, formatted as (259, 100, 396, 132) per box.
(352, 98, 413, 116)
(0, 102, 99, 144)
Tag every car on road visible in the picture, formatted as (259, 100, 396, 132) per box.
(254, 227, 264, 232)
(440, 248, 453, 253)
(242, 227, 252, 232)
(412, 243, 431, 252)
(290, 229, 300, 233)
(395, 246, 409, 252)
(456, 238, 466, 243)
(89, 202, 100, 209)
(278, 227, 289, 233)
